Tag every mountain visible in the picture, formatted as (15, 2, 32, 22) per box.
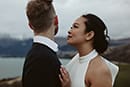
(0, 37, 75, 57)
(0, 38, 32, 57)
(109, 38, 130, 47)
(0, 37, 130, 63)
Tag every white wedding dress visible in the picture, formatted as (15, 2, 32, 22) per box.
(65, 49, 119, 87)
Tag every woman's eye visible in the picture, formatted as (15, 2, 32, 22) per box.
(73, 25, 78, 28)
(71, 24, 79, 29)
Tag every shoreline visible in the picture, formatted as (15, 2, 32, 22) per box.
(0, 76, 22, 87)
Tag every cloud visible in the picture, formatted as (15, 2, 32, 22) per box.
(54, 0, 130, 39)
(0, 0, 32, 39)
(0, 0, 130, 39)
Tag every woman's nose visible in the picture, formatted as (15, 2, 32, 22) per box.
(68, 29, 71, 34)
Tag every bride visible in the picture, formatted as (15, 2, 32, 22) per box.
(59, 13, 119, 87)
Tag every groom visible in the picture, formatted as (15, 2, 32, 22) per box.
(22, 0, 61, 87)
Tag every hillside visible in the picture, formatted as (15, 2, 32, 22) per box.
(103, 43, 130, 63)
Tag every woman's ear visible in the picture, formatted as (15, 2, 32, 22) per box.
(85, 31, 95, 40)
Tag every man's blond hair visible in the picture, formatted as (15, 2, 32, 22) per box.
(26, 0, 55, 33)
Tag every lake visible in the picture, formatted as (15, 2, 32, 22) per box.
(0, 57, 130, 87)
(0, 57, 70, 79)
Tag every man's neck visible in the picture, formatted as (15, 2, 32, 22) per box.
(34, 28, 55, 40)
(35, 33, 54, 40)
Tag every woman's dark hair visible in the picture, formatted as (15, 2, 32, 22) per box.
(82, 14, 110, 54)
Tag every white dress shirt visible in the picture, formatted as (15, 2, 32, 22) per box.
(33, 35, 58, 52)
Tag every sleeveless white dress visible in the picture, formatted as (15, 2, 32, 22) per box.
(65, 50, 119, 87)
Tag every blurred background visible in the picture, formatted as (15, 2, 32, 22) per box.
(0, 0, 130, 87)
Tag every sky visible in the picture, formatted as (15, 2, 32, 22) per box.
(0, 0, 130, 39)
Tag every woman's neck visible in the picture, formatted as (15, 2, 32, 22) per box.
(77, 43, 94, 57)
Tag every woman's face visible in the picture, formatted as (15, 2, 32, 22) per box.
(67, 16, 87, 46)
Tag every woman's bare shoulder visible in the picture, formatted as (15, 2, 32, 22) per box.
(89, 55, 110, 73)
(85, 55, 112, 87)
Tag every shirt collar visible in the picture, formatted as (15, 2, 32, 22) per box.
(33, 35, 58, 52)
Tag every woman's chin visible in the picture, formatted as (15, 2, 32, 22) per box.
(67, 40, 73, 45)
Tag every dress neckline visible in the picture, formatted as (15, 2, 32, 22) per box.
(78, 49, 98, 63)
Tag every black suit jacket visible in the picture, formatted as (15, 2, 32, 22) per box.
(22, 43, 61, 87)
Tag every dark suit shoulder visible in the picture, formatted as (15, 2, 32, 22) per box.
(24, 43, 61, 70)
(27, 43, 60, 62)
(22, 43, 61, 87)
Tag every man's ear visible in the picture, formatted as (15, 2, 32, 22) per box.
(54, 16, 58, 25)
(54, 16, 59, 35)
(28, 22, 34, 30)
(85, 31, 95, 40)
